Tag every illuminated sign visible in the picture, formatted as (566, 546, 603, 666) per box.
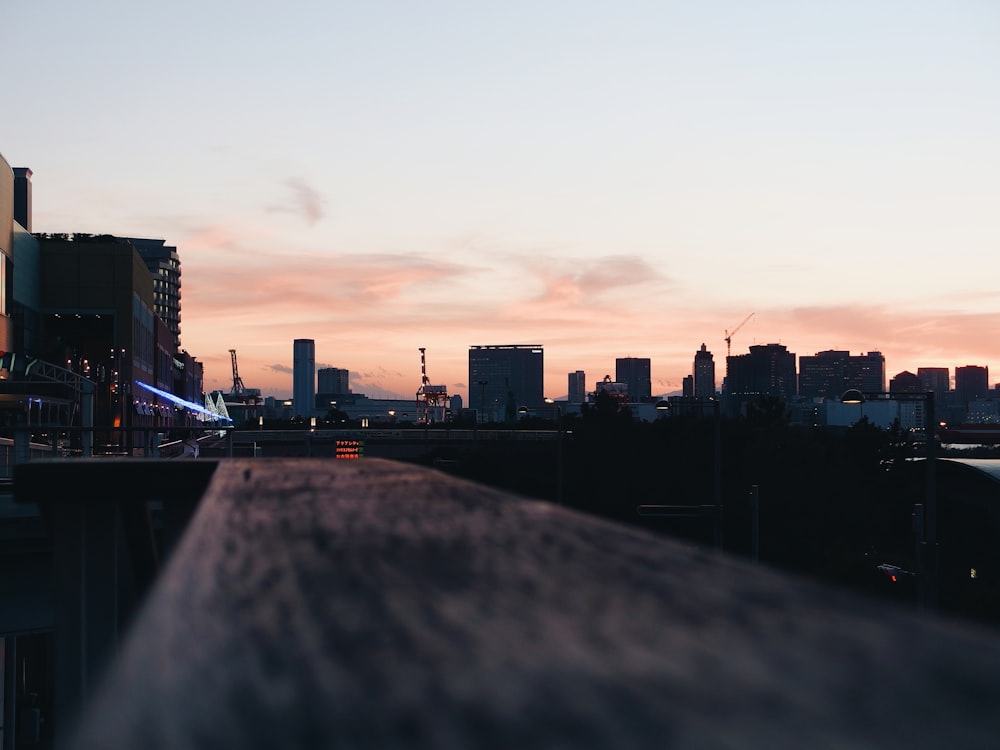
(335, 440, 364, 459)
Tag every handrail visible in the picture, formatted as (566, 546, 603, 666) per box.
(14, 458, 1000, 750)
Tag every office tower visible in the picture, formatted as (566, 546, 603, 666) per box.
(318, 367, 350, 395)
(128, 238, 182, 350)
(918, 367, 949, 403)
(798, 350, 885, 400)
(616, 357, 651, 403)
(955, 365, 989, 406)
(889, 370, 922, 393)
(568, 370, 586, 405)
(858, 351, 886, 393)
(469, 345, 544, 422)
(724, 344, 797, 412)
(693, 344, 715, 399)
(293, 339, 316, 417)
(36, 234, 162, 432)
(682, 374, 694, 398)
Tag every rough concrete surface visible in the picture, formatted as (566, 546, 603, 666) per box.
(69, 458, 1000, 749)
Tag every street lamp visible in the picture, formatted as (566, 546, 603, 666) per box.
(840, 389, 937, 610)
(841, 388, 865, 424)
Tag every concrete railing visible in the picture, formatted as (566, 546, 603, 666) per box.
(15, 458, 1000, 749)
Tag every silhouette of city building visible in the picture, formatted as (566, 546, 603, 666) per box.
(889, 370, 923, 393)
(956, 365, 989, 406)
(798, 350, 885, 400)
(594, 374, 628, 406)
(724, 343, 797, 414)
(468, 345, 543, 422)
(34, 233, 182, 433)
(127, 238, 182, 350)
(857, 351, 887, 393)
(316, 367, 350, 411)
(318, 367, 349, 395)
(568, 370, 586, 405)
(693, 344, 715, 399)
(918, 367, 950, 404)
(682, 374, 694, 398)
(616, 357, 651, 403)
(1, 159, 34, 352)
(293, 339, 316, 418)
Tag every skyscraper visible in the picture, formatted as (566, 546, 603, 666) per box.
(798, 350, 885, 400)
(616, 358, 651, 403)
(918, 367, 950, 403)
(693, 344, 715, 399)
(318, 367, 350, 395)
(724, 343, 797, 414)
(568, 370, 586, 405)
(469, 345, 544, 422)
(293, 339, 316, 417)
(955, 365, 989, 406)
(128, 237, 182, 350)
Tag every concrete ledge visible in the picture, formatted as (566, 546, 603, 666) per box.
(67, 458, 1000, 749)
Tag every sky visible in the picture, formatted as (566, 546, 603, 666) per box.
(3, 1, 999, 403)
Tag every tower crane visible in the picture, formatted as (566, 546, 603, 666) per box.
(416, 347, 448, 424)
(724, 312, 755, 358)
(419, 347, 431, 387)
(230, 349, 246, 397)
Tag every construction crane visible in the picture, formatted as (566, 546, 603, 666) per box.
(724, 312, 755, 358)
(416, 347, 449, 424)
(229, 349, 246, 397)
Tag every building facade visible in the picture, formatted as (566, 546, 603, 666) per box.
(918, 367, 950, 403)
(293, 339, 316, 418)
(318, 366, 350, 396)
(128, 237, 182, 350)
(616, 357, 651, 403)
(36, 233, 180, 440)
(693, 344, 715, 399)
(468, 345, 544, 422)
(724, 343, 797, 415)
(798, 350, 885, 400)
(956, 366, 989, 406)
(568, 370, 586, 405)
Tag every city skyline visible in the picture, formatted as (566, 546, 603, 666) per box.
(4, 1, 998, 402)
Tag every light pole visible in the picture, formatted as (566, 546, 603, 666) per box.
(545, 398, 563, 505)
(840, 389, 937, 610)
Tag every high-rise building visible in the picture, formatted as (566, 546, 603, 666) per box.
(616, 357, 651, 403)
(889, 370, 923, 393)
(318, 367, 350, 395)
(956, 365, 989, 406)
(293, 339, 316, 417)
(36, 233, 166, 433)
(798, 350, 885, 400)
(858, 351, 886, 393)
(468, 345, 544, 422)
(724, 343, 797, 414)
(128, 238, 182, 350)
(918, 367, 949, 402)
(693, 344, 715, 399)
(568, 370, 586, 405)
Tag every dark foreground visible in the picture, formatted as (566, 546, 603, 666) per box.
(19, 458, 1000, 749)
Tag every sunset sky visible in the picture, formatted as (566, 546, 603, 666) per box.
(4, 1, 998, 402)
